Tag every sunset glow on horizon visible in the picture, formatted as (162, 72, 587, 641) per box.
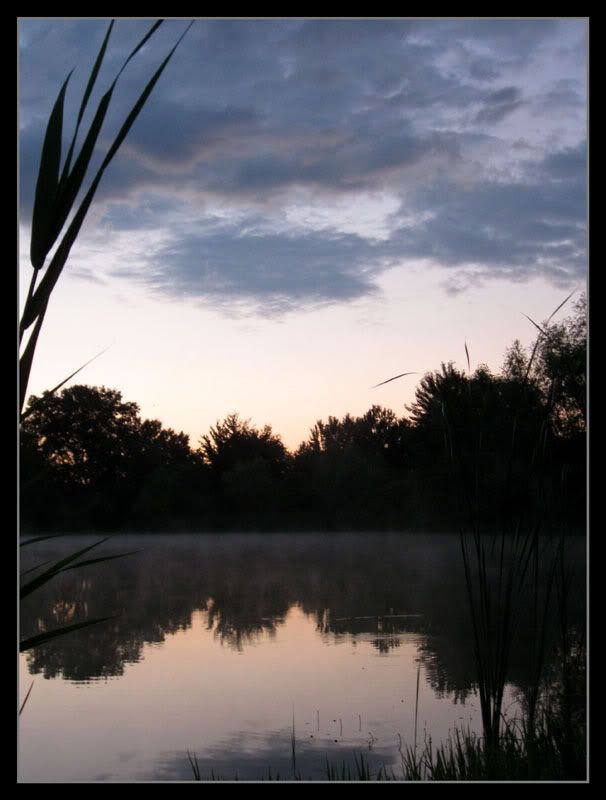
(19, 18, 587, 451)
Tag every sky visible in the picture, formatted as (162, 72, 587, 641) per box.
(18, 18, 588, 451)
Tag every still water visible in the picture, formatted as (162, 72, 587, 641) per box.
(18, 532, 585, 782)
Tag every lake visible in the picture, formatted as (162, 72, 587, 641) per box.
(18, 531, 586, 782)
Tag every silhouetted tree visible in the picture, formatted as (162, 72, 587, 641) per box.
(502, 339, 529, 382)
(291, 407, 412, 527)
(299, 405, 410, 468)
(22, 385, 143, 488)
(534, 293, 586, 437)
(199, 413, 288, 480)
(20, 385, 200, 529)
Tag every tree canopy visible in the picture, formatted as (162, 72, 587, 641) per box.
(19, 298, 586, 532)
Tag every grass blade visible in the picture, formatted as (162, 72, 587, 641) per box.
(59, 550, 140, 572)
(20, 533, 69, 547)
(115, 20, 164, 81)
(19, 681, 35, 715)
(20, 345, 111, 421)
(19, 615, 119, 652)
(187, 750, 201, 781)
(521, 313, 546, 336)
(102, 21, 194, 167)
(546, 289, 576, 324)
(370, 371, 417, 389)
(414, 661, 421, 753)
(20, 21, 193, 335)
(46, 345, 111, 396)
(20, 168, 105, 333)
(55, 22, 162, 270)
(20, 560, 53, 578)
(29, 71, 73, 271)
(20, 537, 111, 599)
(19, 298, 48, 413)
(60, 20, 115, 184)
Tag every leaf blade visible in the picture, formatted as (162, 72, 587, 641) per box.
(21, 21, 193, 334)
(60, 20, 115, 184)
(19, 681, 35, 715)
(20, 345, 112, 421)
(19, 298, 49, 414)
(20, 533, 69, 548)
(59, 550, 140, 572)
(546, 289, 576, 324)
(19, 615, 119, 652)
(20, 538, 111, 599)
(29, 71, 73, 271)
(370, 371, 417, 389)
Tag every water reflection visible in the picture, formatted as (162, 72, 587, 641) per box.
(20, 532, 585, 703)
(151, 727, 401, 782)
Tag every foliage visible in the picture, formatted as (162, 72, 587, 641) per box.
(19, 19, 192, 414)
(199, 412, 289, 480)
(533, 293, 586, 437)
(19, 298, 586, 532)
(21, 385, 198, 529)
(299, 405, 410, 468)
(19, 535, 137, 652)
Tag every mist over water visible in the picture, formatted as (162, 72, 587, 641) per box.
(19, 532, 585, 781)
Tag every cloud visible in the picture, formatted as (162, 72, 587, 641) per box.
(121, 102, 262, 169)
(387, 145, 586, 290)
(95, 138, 586, 315)
(19, 19, 587, 315)
(111, 225, 389, 316)
(475, 86, 525, 123)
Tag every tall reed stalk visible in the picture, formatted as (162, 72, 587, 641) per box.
(19, 19, 192, 415)
(434, 295, 582, 755)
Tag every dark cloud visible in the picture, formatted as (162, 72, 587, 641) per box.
(125, 103, 261, 167)
(101, 140, 586, 314)
(542, 78, 585, 110)
(475, 86, 525, 123)
(540, 142, 587, 181)
(19, 19, 587, 313)
(387, 148, 586, 288)
(469, 60, 501, 82)
(113, 226, 388, 315)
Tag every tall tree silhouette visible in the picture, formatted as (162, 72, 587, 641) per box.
(199, 413, 288, 480)
(21, 385, 198, 528)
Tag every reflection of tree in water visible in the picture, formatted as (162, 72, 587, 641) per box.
(205, 595, 287, 651)
(416, 633, 476, 704)
(20, 533, 585, 705)
(371, 637, 401, 654)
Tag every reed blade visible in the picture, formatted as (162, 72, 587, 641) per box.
(29, 71, 72, 271)
(20, 537, 111, 598)
(19, 299, 48, 413)
(20, 560, 53, 578)
(21, 345, 112, 422)
(60, 20, 115, 184)
(521, 313, 546, 336)
(19, 615, 119, 652)
(546, 289, 576, 324)
(21, 21, 193, 334)
(54, 21, 165, 244)
(371, 371, 417, 389)
(101, 21, 194, 168)
(19, 681, 35, 715)
(59, 550, 140, 572)
(20, 533, 70, 547)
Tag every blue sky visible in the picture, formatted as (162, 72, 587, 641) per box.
(18, 18, 587, 449)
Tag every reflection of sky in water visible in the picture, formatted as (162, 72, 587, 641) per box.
(18, 533, 584, 781)
(19, 604, 512, 782)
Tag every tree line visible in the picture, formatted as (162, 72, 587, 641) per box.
(20, 295, 586, 532)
